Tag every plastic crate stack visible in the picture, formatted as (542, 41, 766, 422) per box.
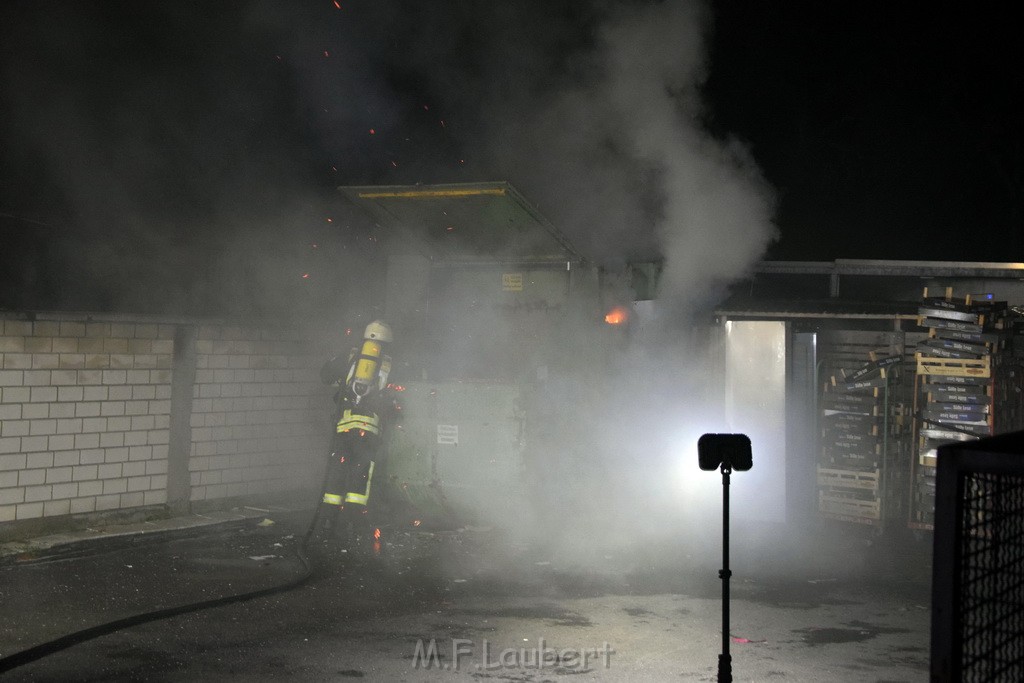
(911, 288, 1014, 529)
(818, 350, 902, 525)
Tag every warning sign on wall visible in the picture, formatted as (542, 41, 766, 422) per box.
(502, 273, 523, 291)
(436, 424, 459, 445)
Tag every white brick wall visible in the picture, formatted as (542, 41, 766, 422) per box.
(188, 325, 330, 503)
(1, 314, 335, 525)
(1, 316, 173, 522)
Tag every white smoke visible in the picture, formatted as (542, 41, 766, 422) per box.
(482, 0, 777, 318)
(264, 0, 784, 566)
(454, 1, 783, 562)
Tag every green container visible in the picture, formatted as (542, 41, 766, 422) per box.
(382, 381, 525, 528)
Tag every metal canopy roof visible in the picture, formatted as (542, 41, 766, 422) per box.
(715, 297, 920, 321)
(754, 259, 1024, 279)
(337, 181, 580, 264)
(718, 259, 1024, 321)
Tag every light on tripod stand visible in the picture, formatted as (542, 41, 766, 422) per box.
(697, 433, 752, 683)
(698, 433, 752, 472)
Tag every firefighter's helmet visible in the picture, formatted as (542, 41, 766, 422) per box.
(363, 320, 393, 343)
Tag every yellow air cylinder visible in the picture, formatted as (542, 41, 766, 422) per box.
(352, 339, 382, 396)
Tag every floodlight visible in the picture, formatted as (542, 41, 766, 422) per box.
(698, 433, 752, 472)
(698, 432, 753, 683)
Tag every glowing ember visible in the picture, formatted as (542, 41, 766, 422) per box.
(412, 519, 421, 527)
(604, 306, 630, 325)
(333, 0, 340, 8)
(301, 273, 310, 279)
(311, 243, 319, 249)
(369, 129, 375, 135)
(373, 528, 381, 539)
(323, 50, 329, 57)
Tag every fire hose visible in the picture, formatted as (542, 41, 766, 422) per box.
(0, 480, 333, 675)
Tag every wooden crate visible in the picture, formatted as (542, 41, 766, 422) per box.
(817, 467, 880, 492)
(915, 354, 990, 378)
(818, 492, 882, 519)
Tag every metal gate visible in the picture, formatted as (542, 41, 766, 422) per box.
(931, 432, 1024, 682)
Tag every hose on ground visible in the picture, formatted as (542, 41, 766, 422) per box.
(0, 501, 329, 675)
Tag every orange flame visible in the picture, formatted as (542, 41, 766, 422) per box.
(604, 306, 630, 325)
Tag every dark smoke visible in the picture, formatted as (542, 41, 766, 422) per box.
(0, 1, 375, 316)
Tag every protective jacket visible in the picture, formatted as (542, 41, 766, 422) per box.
(319, 322, 393, 514)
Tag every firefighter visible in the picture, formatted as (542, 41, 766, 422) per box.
(318, 320, 394, 550)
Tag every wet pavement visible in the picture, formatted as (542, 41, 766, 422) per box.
(0, 510, 933, 681)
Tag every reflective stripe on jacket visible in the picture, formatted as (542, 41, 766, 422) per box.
(336, 409, 380, 435)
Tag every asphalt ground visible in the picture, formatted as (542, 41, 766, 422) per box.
(0, 510, 933, 682)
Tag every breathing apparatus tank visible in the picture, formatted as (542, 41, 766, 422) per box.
(348, 320, 392, 401)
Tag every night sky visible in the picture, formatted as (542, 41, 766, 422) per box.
(0, 1, 1019, 314)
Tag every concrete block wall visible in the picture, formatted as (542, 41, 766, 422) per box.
(188, 325, 331, 503)
(1, 313, 336, 529)
(0, 317, 174, 522)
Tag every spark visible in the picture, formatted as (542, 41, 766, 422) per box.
(333, 0, 340, 7)
(446, 226, 455, 232)
(302, 273, 310, 279)
(326, 217, 333, 223)
(440, 119, 446, 128)
(323, 50, 329, 57)
(412, 519, 422, 527)
(369, 128, 375, 135)
(311, 243, 319, 249)
(391, 160, 398, 167)
(331, 166, 337, 172)
(423, 104, 429, 110)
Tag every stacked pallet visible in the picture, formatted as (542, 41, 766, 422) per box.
(911, 288, 1009, 527)
(818, 350, 902, 524)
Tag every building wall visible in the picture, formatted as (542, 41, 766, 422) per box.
(188, 324, 331, 503)
(0, 313, 336, 528)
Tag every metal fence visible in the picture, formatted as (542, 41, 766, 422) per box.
(931, 432, 1024, 682)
